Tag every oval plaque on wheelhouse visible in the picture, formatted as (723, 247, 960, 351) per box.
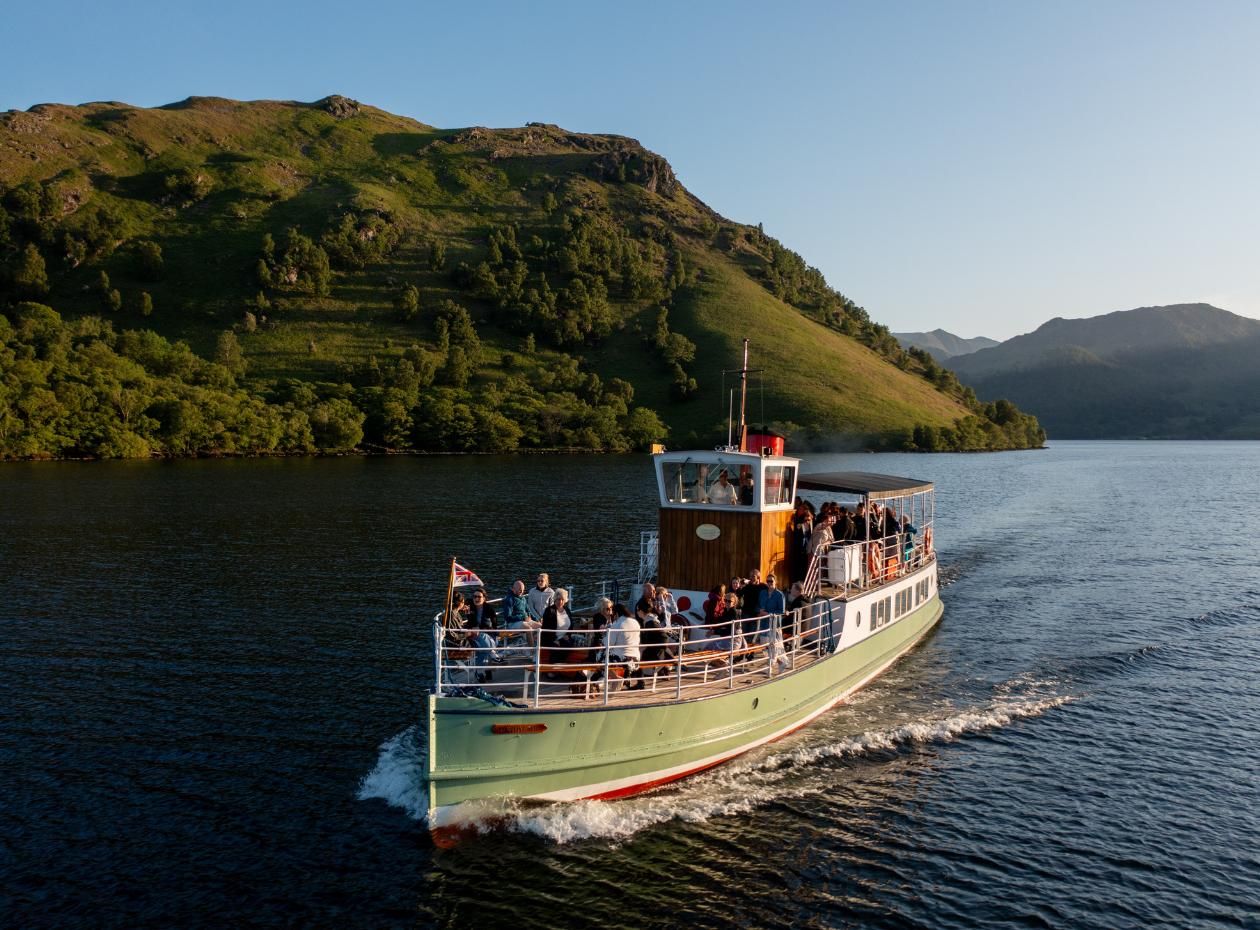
(695, 523, 721, 540)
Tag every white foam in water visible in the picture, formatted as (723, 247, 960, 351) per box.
(358, 693, 1073, 842)
(357, 725, 429, 820)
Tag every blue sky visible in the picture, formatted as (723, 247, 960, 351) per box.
(6, 0, 1259, 339)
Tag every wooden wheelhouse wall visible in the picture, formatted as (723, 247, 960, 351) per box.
(657, 507, 791, 593)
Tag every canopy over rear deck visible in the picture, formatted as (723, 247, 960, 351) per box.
(798, 471, 934, 501)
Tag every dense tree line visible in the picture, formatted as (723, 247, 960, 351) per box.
(0, 302, 670, 459)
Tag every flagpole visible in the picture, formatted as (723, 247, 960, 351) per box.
(442, 556, 457, 628)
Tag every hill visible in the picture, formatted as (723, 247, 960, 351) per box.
(949, 304, 1260, 438)
(0, 96, 1044, 457)
(894, 328, 999, 360)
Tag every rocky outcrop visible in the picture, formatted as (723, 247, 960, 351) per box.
(317, 95, 361, 119)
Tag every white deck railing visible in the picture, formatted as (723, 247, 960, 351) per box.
(430, 528, 934, 705)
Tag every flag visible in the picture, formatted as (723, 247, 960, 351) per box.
(802, 550, 822, 598)
(453, 562, 484, 588)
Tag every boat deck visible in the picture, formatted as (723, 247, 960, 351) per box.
(444, 639, 832, 710)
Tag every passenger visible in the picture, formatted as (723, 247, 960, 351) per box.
(757, 573, 787, 638)
(710, 593, 746, 658)
(444, 615, 504, 683)
(503, 580, 542, 646)
(789, 502, 813, 583)
(808, 514, 835, 557)
(527, 572, 556, 620)
(738, 470, 755, 506)
(468, 589, 498, 629)
(703, 584, 728, 625)
(589, 597, 614, 649)
(835, 506, 856, 543)
(635, 582, 657, 618)
(656, 586, 679, 621)
(709, 469, 738, 506)
(785, 580, 808, 643)
(758, 573, 789, 673)
(638, 599, 667, 668)
(724, 591, 748, 651)
(541, 587, 573, 652)
(448, 591, 471, 626)
(592, 603, 641, 696)
(740, 569, 767, 620)
(901, 514, 918, 563)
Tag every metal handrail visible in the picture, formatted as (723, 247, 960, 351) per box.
(430, 537, 935, 701)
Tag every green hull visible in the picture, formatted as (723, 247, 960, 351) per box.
(426, 594, 943, 826)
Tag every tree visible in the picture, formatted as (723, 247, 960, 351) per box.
(138, 292, 153, 317)
(394, 283, 420, 321)
(135, 240, 164, 280)
(105, 288, 123, 313)
(12, 243, 48, 298)
(439, 345, 472, 388)
(429, 240, 447, 271)
(621, 407, 668, 449)
(309, 398, 364, 451)
(215, 330, 246, 379)
(542, 192, 558, 214)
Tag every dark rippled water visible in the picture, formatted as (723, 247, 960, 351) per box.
(3, 442, 1258, 929)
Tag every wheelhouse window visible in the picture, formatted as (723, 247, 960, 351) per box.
(762, 465, 796, 506)
(661, 459, 753, 506)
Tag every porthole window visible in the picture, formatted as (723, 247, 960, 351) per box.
(856, 611, 862, 627)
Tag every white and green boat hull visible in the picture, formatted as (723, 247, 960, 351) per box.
(426, 579, 943, 832)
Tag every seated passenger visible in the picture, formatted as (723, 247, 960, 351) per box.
(635, 582, 657, 618)
(703, 584, 727, 625)
(638, 601, 668, 666)
(656, 586, 679, 623)
(541, 587, 573, 660)
(503, 580, 542, 647)
(448, 591, 471, 626)
(468, 589, 498, 629)
(591, 603, 642, 696)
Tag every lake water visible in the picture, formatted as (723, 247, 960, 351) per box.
(2, 442, 1258, 928)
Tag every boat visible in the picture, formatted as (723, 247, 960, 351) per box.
(424, 344, 943, 844)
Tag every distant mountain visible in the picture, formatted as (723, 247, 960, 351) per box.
(894, 328, 1000, 360)
(950, 304, 1260, 439)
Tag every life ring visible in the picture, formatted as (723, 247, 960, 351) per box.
(923, 527, 934, 554)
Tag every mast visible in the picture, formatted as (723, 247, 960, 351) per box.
(738, 337, 749, 452)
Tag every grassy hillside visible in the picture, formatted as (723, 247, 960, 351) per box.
(0, 96, 1044, 457)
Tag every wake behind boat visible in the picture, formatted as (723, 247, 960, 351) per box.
(424, 344, 943, 844)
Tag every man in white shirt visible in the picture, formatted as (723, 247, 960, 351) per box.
(709, 470, 737, 506)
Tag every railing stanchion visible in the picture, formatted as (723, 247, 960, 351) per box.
(727, 616, 735, 690)
(533, 630, 542, 708)
(433, 618, 444, 696)
(675, 634, 683, 699)
(603, 643, 610, 706)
